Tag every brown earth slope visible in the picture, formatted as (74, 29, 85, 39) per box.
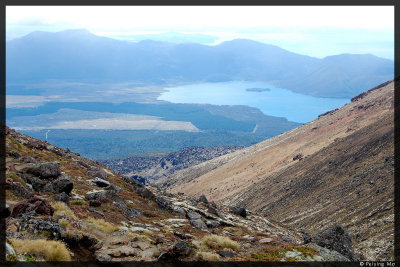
(7, 126, 354, 262)
(163, 80, 395, 260)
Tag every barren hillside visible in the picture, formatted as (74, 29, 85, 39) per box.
(162, 80, 395, 260)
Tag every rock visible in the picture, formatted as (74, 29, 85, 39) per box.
(93, 177, 110, 187)
(206, 240, 220, 249)
(9, 182, 34, 199)
(293, 153, 303, 161)
(191, 219, 208, 231)
(89, 200, 102, 207)
(77, 160, 91, 169)
(52, 174, 73, 194)
(229, 206, 247, 218)
(1, 204, 11, 218)
(85, 189, 111, 201)
(191, 240, 202, 249)
(173, 231, 188, 239)
(123, 176, 155, 200)
(113, 201, 142, 219)
(25, 162, 61, 179)
(311, 225, 356, 261)
(27, 177, 48, 192)
(259, 238, 273, 244)
(155, 196, 173, 210)
(305, 243, 350, 261)
(88, 207, 105, 218)
(217, 250, 236, 258)
(54, 192, 70, 206)
(172, 240, 194, 257)
(20, 157, 37, 163)
(199, 194, 209, 204)
(8, 151, 20, 158)
(11, 196, 54, 217)
(19, 216, 62, 239)
(26, 139, 47, 150)
(6, 242, 17, 260)
(88, 168, 108, 180)
(282, 236, 293, 243)
(300, 230, 312, 244)
(186, 211, 202, 221)
(157, 251, 170, 261)
(206, 220, 220, 228)
(95, 252, 111, 262)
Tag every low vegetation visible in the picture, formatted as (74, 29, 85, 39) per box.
(85, 217, 120, 233)
(195, 251, 221, 261)
(201, 234, 240, 251)
(52, 202, 76, 219)
(9, 238, 71, 261)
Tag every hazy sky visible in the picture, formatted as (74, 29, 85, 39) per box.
(6, 6, 394, 59)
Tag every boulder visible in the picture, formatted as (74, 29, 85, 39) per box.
(186, 211, 202, 221)
(52, 175, 73, 195)
(155, 196, 173, 211)
(19, 216, 62, 239)
(11, 196, 54, 217)
(304, 243, 350, 261)
(217, 250, 236, 258)
(54, 192, 70, 206)
(190, 219, 208, 231)
(229, 206, 247, 218)
(88, 167, 108, 180)
(8, 152, 20, 158)
(89, 200, 102, 207)
(20, 157, 37, 163)
(206, 220, 220, 228)
(123, 176, 155, 200)
(199, 194, 209, 204)
(93, 177, 110, 188)
(27, 177, 48, 192)
(310, 225, 356, 261)
(172, 240, 194, 257)
(25, 162, 61, 179)
(8, 182, 34, 199)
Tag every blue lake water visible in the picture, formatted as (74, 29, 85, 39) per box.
(158, 81, 350, 123)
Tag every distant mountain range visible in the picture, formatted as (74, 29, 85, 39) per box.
(7, 29, 393, 98)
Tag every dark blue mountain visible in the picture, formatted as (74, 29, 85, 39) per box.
(6, 29, 393, 98)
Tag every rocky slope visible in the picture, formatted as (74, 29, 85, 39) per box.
(161, 80, 395, 261)
(101, 146, 243, 185)
(4, 127, 358, 262)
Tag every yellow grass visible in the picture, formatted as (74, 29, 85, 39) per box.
(195, 251, 221, 261)
(85, 217, 120, 233)
(52, 202, 76, 219)
(201, 234, 240, 250)
(58, 218, 70, 228)
(10, 238, 71, 261)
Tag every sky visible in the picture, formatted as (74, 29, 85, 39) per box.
(6, 6, 394, 60)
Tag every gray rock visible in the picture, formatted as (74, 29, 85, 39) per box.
(305, 243, 350, 261)
(199, 194, 209, 204)
(54, 192, 70, 206)
(187, 211, 202, 221)
(173, 240, 194, 257)
(95, 252, 112, 262)
(217, 250, 236, 258)
(190, 218, 208, 231)
(6, 242, 16, 259)
(20, 157, 37, 163)
(88, 207, 105, 218)
(123, 176, 155, 200)
(155, 196, 173, 210)
(25, 162, 61, 179)
(88, 167, 108, 180)
(206, 220, 220, 228)
(27, 176, 48, 192)
(93, 177, 110, 187)
(52, 175, 73, 195)
(9, 182, 34, 199)
(229, 206, 247, 218)
(311, 225, 356, 261)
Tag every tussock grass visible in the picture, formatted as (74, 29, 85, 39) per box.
(201, 234, 240, 250)
(70, 199, 86, 206)
(52, 202, 76, 219)
(58, 218, 70, 228)
(86, 217, 120, 233)
(10, 238, 71, 261)
(195, 251, 221, 261)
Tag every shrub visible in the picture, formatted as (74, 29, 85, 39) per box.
(85, 217, 120, 233)
(52, 202, 76, 219)
(195, 251, 221, 261)
(201, 234, 240, 251)
(10, 238, 71, 261)
(70, 199, 86, 206)
(58, 218, 70, 228)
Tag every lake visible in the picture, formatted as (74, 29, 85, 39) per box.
(158, 81, 350, 123)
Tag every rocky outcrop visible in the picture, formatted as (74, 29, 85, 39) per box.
(11, 196, 54, 217)
(25, 162, 61, 179)
(9, 182, 34, 199)
(310, 225, 356, 261)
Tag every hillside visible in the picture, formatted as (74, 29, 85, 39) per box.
(5, 127, 361, 262)
(7, 29, 393, 98)
(161, 80, 395, 260)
